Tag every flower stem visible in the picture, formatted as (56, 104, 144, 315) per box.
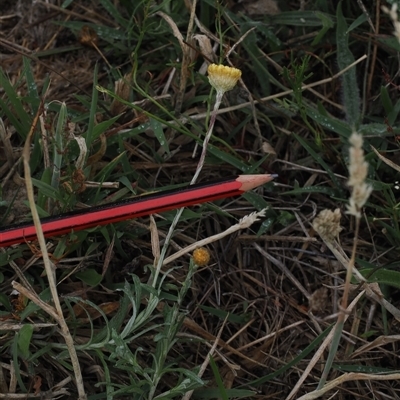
(191, 90, 223, 184)
(150, 89, 223, 289)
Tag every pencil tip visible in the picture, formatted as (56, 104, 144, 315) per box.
(237, 174, 276, 191)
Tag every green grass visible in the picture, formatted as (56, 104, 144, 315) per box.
(1, 0, 400, 399)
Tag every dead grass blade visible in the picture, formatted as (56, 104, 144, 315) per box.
(156, 4, 197, 114)
(351, 334, 400, 358)
(296, 371, 400, 400)
(370, 144, 400, 172)
(163, 208, 269, 265)
(18, 100, 87, 400)
(285, 290, 365, 400)
(254, 243, 310, 299)
(181, 314, 229, 400)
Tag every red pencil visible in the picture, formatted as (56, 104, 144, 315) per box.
(0, 174, 276, 247)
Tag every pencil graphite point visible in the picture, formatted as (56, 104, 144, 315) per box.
(237, 174, 277, 192)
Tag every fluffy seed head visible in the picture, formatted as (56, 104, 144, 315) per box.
(313, 208, 342, 243)
(346, 132, 372, 218)
(207, 64, 242, 94)
(193, 247, 211, 266)
(382, 4, 400, 43)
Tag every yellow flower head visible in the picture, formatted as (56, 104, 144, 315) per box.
(193, 247, 211, 266)
(207, 64, 241, 93)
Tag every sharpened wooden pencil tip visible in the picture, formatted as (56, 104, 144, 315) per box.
(237, 174, 276, 192)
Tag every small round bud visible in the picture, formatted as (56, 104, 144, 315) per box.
(193, 247, 211, 266)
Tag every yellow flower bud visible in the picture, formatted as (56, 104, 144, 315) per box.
(193, 247, 211, 266)
(207, 64, 242, 93)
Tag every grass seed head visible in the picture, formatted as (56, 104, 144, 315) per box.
(346, 132, 372, 218)
(312, 208, 342, 242)
(382, 4, 400, 43)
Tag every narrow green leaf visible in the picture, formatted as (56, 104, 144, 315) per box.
(30, 129, 43, 174)
(336, 2, 360, 126)
(377, 36, 400, 52)
(0, 70, 31, 138)
(283, 186, 340, 196)
(200, 306, 250, 324)
(358, 122, 394, 136)
(12, 336, 27, 391)
(51, 102, 67, 190)
(0, 292, 11, 310)
(357, 268, 400, 289)
(257, 217, 275, 235)
(86, 64, 99, 149)
(56, 21, 126, 41)
(0, 249, 23, 267)
(334, 364, 400, 373)
(376, 220, 400, 246)
(242, 31, 271, 95)
(207, 145, 249, 171)
(312, 12, 334, 45)
(209, 355, 229, 400)
(61, 0, 74, 6)
(107, 121, 152, 145)
(18, 324, 34, 359)
(98, 0, 128, 28)
(20, 288, 51, 321)
(271, 11, 334, 27)
(22, 58, 39, 114)
(150, 117, 170, 155)
(346, 13, 368, 33)
(108, 288, 132, 333)
(293, 133, 344, 194)
(92, 151, 126, 185)
(195, 388, 256, 399)
(75, 269, 103, 286)
(91, 115, 121, 142)
(242, 191, 270, 209)
(306, 106, 352, 138)
(389, 99, 400, 126)
(37, 168, 53, 209)
(100, 225, 111, 243)
(32, 178, 64, 203)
